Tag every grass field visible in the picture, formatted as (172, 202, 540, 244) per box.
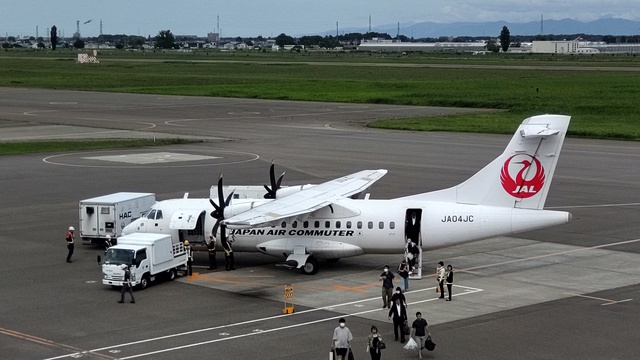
(1, 49, 639, 140)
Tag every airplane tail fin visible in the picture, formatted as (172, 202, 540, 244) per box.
(407, 114, 570, 210)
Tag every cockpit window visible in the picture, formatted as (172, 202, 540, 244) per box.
(146, 209, 156, 219)
(155, 210, 163, 220)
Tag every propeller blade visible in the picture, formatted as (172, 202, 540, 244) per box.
(212, 219, 220, 238)
(217, 174, 224, 205)
(264, 162, 285, 199)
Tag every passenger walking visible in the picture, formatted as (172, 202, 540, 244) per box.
(118, 264, 135, 304)
(367, 325, 384, 360)
(391, 287, 407, 309)
(445, 264, 454, 301)
(184, 240, 193, 276)
(411, 312, 430, 359)
(436, 261, 445, 299)
(65, 226, 75, 263)
(397, 259, 410, 291)
(407, 241, 420, 271)
(207, 234, 217, 270)
(388, 298, 408, 343)
(332, 318, 353, 360)
(379, 265, 395, 308)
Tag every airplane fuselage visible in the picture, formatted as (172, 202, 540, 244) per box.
(124, 197, 570, 259)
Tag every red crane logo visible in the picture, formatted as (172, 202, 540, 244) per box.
(500, 154, 545, 198)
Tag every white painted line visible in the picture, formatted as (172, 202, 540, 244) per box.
(566, 293, 633, 306)
(41, 284, 482, 360)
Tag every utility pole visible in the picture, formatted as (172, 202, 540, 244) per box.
(336, 22, 339, 38)
(369, 15, 371, 33)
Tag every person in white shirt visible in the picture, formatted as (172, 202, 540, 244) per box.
(437, 261, 445, 299)
(332, 318, 353, 360)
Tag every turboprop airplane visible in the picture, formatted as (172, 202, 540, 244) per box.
(122, 114, 572, 275)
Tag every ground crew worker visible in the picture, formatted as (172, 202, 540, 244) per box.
(185, 240, 193, 276)
(66, 226, 75, 263)
(207, 234, 217, 270)
(223, 236, 235, 271)
(118, 264, 135, 303)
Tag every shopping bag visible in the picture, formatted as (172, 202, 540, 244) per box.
(425, 335, 436, 351)
(347, 348, 355, 360)
(436, 284, 440, 293)
(403, 321, 410, 335)
(329, 349, 334, 360)
(403, 337, 419, 350)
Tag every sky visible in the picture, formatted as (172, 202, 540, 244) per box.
(1, 0, 639, 38)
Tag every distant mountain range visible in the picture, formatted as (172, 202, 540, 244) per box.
(330, 18, 640, 38)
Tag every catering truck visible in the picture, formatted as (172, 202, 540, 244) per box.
(79, 192, 155, 245)
(101, 233, 187, 289)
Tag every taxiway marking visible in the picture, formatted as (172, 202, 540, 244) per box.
(41, 285, 482, 360)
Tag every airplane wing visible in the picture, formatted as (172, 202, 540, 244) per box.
(224, 169, 387, 229)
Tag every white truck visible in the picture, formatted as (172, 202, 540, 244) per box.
(101, 233, 187, 289)
(79, 192, 155, 245)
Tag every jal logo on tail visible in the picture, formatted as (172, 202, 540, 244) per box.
(500, 154, 545, 198)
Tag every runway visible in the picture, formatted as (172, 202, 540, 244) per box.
(1, 87, 639, 360)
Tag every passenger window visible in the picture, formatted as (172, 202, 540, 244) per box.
(357, 221, 363, 229)
(346, 221, 352, 229)
(314, 221, 320, 228)
(303, 221, 309, 228)
(325, 221, 331, 228)
(368, 221, 373, 229)
(292, 221, 298, 228)
(281, 222, 287, 228)
(379, 221, 384, 229)
(336, 221, 341, 229)
(390, 221, 395, 229)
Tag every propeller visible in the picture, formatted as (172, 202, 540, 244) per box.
(209, 174, 234, 246)
(264, 162, 286, 199)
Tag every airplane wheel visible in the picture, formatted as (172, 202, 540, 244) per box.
(301, 256, 319, 275)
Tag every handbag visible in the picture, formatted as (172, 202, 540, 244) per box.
(403, 321, 410, 336)
(425, 335, 436, 351)
(377, 340, 386, 350)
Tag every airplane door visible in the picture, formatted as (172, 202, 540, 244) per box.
(404, 209, 423, 279)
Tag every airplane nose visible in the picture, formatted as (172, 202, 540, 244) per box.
(123, 220, 140, 235)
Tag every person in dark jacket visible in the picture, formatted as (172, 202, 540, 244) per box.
(118, 264, 135, 304)
(379, 265, 395, 308)
(445, 264, 454, 301)
(391, 287, 407, 309)
(388, 298, 408, 343)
